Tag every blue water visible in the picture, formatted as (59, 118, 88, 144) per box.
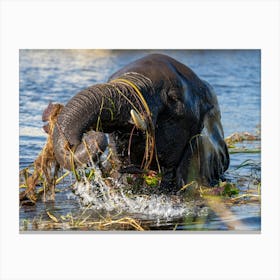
(19, 50, 261, 231)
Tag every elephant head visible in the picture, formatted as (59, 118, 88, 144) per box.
(51, 54, 229, 192)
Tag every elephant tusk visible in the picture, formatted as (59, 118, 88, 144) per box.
(130, 109, 147, 131)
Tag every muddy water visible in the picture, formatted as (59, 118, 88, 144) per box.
(19, 50, 261, 231)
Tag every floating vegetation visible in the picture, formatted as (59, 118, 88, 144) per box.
(229, 148, 260, 154)
(22, 209, 145, 231)
(225, 131, 260, 146)
(225, 129, 261, 155)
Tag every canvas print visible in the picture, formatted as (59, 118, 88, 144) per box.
(19, 50, 261, 231)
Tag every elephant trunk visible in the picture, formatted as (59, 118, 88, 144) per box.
(56, 84, 129, 146)
(52, 73, 156, 170)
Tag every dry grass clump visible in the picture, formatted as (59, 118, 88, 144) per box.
(20, 104, 64, 203)
(225, 131, 260, 146)
(225, 130, 261, 154)
(21, 210, 145, 231)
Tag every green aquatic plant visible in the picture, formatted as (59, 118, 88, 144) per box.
(221, 182, 239, 197)
(235, 159, 260, 170)
(143, 172, 161, 187)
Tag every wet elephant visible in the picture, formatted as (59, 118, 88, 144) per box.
(52, 53, 229, 192)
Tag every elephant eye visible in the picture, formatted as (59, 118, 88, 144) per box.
(168, 89, 182, 102)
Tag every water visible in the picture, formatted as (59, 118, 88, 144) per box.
(19, 50, 261, 231)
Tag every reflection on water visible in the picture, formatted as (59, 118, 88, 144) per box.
(19, 50, 261, 231)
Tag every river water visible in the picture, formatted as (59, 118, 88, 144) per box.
(19, 50, 261, 231)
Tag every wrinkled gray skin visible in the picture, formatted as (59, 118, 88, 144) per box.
(52, 54, 229, 192)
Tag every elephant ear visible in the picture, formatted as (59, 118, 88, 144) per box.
(200, 80, 219, 118)
(164, 88, 189, 119)
(183, 80, 216, 126)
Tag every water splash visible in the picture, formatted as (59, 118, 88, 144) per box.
(72, 165, 209, 219)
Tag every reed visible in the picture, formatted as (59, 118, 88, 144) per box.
(21, 210, 145, 231)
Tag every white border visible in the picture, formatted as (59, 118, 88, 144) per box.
(1, 1, 279, 280)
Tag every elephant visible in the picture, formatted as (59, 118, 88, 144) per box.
(51, 53, 229, 193)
